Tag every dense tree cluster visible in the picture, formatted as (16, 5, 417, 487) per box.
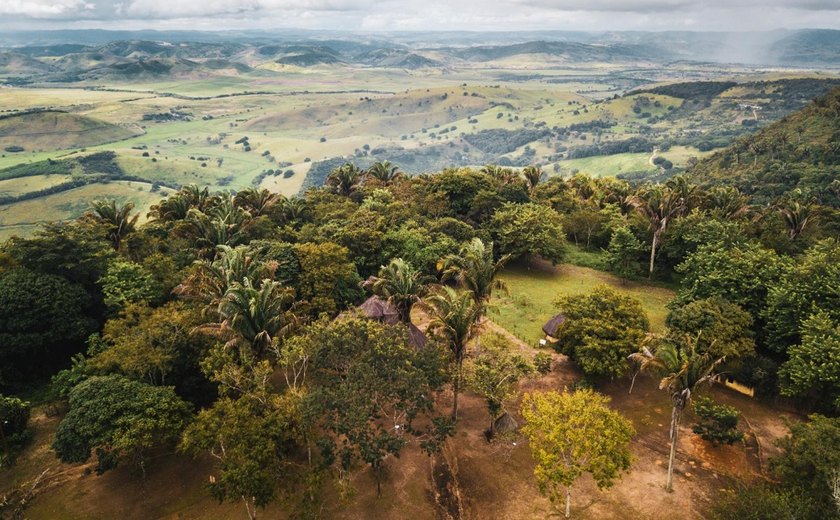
(0, 104, 838, 518)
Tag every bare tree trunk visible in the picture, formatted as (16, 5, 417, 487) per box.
(452, 360, 461, 419)
(666, 405, 681, 492)
(565, 486, 571, 518)
(648, 232, 658, 279)
(242, 496, 257, 520)
(629, 370, 640, 394)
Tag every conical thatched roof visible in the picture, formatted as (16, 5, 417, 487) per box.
(494, 412, 518, 435)
(407, 323, 428, 351)
(358, 295, 400, 325)
(542, 313, 566, 337)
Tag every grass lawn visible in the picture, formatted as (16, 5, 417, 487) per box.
(489, 262, 675, 344)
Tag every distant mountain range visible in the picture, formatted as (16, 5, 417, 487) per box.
(0, 29, 838, 83)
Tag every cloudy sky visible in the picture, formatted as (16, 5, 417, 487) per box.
(2, 0, 840, 32)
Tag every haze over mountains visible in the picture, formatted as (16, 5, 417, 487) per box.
(0, 28, 839, 84)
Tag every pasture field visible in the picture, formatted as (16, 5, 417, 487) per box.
(490, 262, 676, 343)
(0, 64, 835, 237)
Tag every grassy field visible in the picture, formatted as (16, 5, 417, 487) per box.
(0, 181, 163, 240)
(490, 262, 676, 344)
(0, 67, 831, 237)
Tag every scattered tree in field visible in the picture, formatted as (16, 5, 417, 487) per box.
(629, 334, 724, 491)
(466, 332, 533, 438)
(521, 389, 634, 518)
(53, 375, 191, 475)
(605, 226, 643, 280)
(420, 286, 481, 418)
(691, 396, 743, 446)
(554, 286, 649, 380)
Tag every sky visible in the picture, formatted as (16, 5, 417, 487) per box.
(2, 0, 840, 32)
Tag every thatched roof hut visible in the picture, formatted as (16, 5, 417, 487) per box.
(407, 323, 428, 351)
(358, 296, 400, 325)
(542, 313, 566, 337)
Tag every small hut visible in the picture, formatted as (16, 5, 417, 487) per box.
(407, 323, 428, 351)
(542, 313, 566, 339)
(358, 295, 400, 326)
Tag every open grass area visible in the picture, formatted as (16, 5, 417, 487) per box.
(489, 262, 676, 344)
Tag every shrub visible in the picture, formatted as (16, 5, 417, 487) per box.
(534, 352, 552, 374)
(0, 395, 32, 466)
(4, 145, 24, 153)
(692, 396, 743, 446)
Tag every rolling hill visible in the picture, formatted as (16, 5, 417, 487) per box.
(690, 86, 840, 204)
(0, 111, 139, 151)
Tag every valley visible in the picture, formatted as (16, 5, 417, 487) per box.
(0, 31, 839, 237)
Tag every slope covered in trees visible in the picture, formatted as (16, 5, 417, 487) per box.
(691, 86, 840, 205)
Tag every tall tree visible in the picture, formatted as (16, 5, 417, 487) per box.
(522, 165, 543, 193)
(419, 286, 481, 418)
(89, 199, 139, 251)
(490, 202, 566, 265)
(466, 332, 533, 437)
(362, 258, 429, 323)
(441, 238, 511, 315)
(629, 334, 724, 491)
(53, 375, 191, 476)
(629, 184, 685, 278)
(326, 163, 364, 196)
(308, 318, 452, 496)
(521, 389, 634, 518)
(366, 161, 403, 184)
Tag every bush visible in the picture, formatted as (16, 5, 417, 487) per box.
(4, 145, 24, 153)
(692, 396, 743, 446)
(0, 395, 32, 466)
(533, 352, 552, 374)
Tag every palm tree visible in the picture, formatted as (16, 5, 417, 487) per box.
(629, 334, 725, 492)
(326, 163, 363, 196)
(214, 278, 299, 360)
(362, 258, 429, 323)
(234, 187, 279, 217)
(177, 245, 271, 308)
(89, 199, 139, 250)
(366, 161, 403, 184)
(441, 238, 511, 316)
(629, 185, 685, 278)
(776, 199, 813, 240)
(278, 196, 307, 223)
(522, 166, 542, 193)
(419, 286, 482, 418)
(704, 186, 751, 220)
(665, 175, 702, 214)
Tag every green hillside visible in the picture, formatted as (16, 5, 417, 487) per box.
(0, 111, 139, 152)
(691, 86, 840, 204)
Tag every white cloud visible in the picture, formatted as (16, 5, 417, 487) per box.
(1, 0, 839, 30)
(0, 0, 93, 17)
(124, 0, 372, 18)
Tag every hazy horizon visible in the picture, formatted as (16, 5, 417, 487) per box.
(3, 0, 840, 33)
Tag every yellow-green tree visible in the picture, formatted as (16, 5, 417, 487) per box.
(521, 389, 634, 518)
